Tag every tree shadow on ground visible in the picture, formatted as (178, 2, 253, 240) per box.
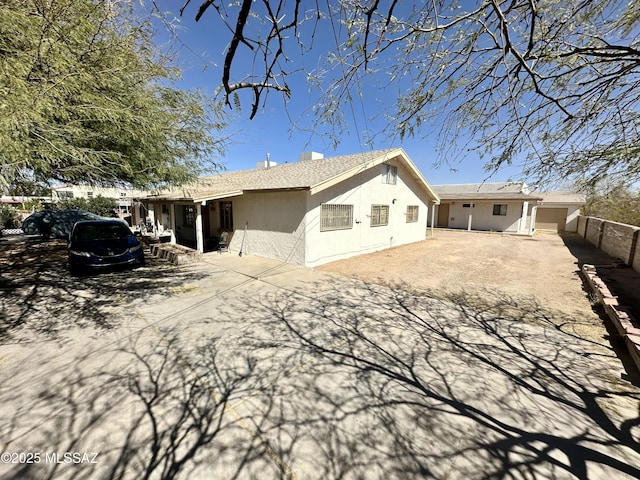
(0, 239, 208, 341)
(1, 277, 639, 479)
(0, 326, 283, 480)
(237, 280, 640, 479)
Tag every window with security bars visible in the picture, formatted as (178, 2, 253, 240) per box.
(320, 204, 353, 231)
(406, 205, 419, 223)
(370, 204, 389, 227)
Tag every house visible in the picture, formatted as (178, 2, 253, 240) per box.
(429, 182, 584, 234)
(144, 148, 441, 267)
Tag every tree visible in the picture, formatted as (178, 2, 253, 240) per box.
(56, 195, 117, 217)
(0, 205, 20, 229)
(182, 0, 640, 186)
(0, 0, 228, 190)
(582, 183, 640, 227)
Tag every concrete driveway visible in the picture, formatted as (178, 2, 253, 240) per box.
(1, 237, 639, 479)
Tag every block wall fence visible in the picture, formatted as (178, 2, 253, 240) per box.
(577, 216, 640, 274)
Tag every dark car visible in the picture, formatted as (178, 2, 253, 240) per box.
(22, 209, 103, 239)
(68, 220, 144, 273)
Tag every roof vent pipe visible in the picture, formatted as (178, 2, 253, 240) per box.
(256, 155, 277, 170)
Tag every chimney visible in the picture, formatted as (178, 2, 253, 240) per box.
(299, 151, 324, 162)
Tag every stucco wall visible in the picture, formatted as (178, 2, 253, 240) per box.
(227, 191, 307, 265)
(446, 201, 524, 232)
(304, 159, 432, 267)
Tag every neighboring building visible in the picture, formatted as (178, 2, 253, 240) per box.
(430, 183, 584, 234)
(52, 185, 147, 224)
(1, 195, 48, 207)
(144, 148, 441, 267)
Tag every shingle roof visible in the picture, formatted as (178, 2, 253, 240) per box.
(149, 149, 439, 202)
(435, 192, 542, 201)
(431, 182, 542, 201)
(432, 182, 526, 194)
(536, 191, 586, 204)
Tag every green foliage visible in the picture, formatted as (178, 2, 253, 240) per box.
(85, 195, 118, 217)
(583, 185, 640, 227)
(55, 195, 117, 217)
(22, 199, 44, 212)
(0, 0, 228, 190)
(56, 197, 91, 212)
(4, 179, 51, 197)
(0, 205, 20, 229)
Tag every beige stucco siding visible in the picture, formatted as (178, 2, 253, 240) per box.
(227, 191, 306, 265)
(304, 160, 431, 267)
(446, 201, 524, 232)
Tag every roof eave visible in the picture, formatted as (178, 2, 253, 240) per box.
(309, 148, 441, 204)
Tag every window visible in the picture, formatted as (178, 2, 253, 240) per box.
(493, 204, 507, 216)
(183, 205, 195, 226)
(462, 203, 474, 208)
(382, 164, 397, 184)
(320, 204, 353, 231)
(220, 201, 233, 230)
(406, 205, 419, 223)
(58, 191, 73, 199)
(86, 191, 94, 199)
(370, 204, 389, 227)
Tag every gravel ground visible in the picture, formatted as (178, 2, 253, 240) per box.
(318, 229, 609, 346)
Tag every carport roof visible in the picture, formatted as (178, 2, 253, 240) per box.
(147, 148, 440, 203)
(537, 191, 586, 204)
(436, 192, 543, 201)
(432, 182, 542, 202)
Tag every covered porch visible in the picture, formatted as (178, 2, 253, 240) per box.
(143, 193, 238, 254)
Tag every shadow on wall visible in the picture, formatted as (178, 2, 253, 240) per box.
(2, 277, 640, 479)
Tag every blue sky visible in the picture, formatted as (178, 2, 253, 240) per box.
(150, 1, 527, 185)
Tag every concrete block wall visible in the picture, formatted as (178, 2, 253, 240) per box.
(600, 221, 640, 265)
(633, 234, 640, 274)
(579, 216, 640, 274)
(584, 217, 604, 247)
(577, 216, 588, 237)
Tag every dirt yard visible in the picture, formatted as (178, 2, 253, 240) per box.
(318, 229, 607, 344)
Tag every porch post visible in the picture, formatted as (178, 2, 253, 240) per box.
(431, 202, 436, 238)
(195, 202, 204, 253)
(529, 206, 538, 236)
(170, 204, 176, 244)
(520, 201, 529, 233)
